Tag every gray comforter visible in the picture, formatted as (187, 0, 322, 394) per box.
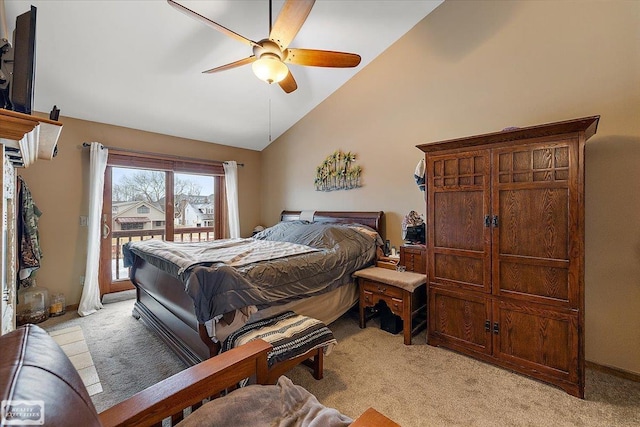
(124, 221, 382, 323)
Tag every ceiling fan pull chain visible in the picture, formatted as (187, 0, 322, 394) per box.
(269, 96, 272, 142)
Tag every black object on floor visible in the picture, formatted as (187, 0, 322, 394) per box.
(379, 303, 403, 334)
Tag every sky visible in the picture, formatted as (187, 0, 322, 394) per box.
(112, 167, 215, 196)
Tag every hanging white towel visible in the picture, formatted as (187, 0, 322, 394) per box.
(414, 158, 425, 192)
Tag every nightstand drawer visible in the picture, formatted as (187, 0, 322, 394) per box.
(362, 279, 403, 299)
(389, 297, 403, 316)
(361, 292, 403, 316)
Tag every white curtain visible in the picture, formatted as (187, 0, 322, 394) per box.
(223, 161, 240, 239)
(78, 142, 108, 316)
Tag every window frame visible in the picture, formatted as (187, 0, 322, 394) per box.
(106, 150, 227, 241)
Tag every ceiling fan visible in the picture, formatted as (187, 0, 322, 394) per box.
(167, 0, 361, 94)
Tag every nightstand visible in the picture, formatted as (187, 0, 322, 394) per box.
(353, 267, 427, 345)
(399, 244, 426, 274)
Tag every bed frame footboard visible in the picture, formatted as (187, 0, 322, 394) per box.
(131, 258, 210, 366)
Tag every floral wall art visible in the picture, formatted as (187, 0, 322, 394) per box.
(314, 150, 362, 191)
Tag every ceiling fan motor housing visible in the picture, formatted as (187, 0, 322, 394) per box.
(253, 39, 287, 61)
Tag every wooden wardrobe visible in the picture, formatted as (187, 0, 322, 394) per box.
(417, 116, 599, 398)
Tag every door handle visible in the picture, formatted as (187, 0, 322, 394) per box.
(102, 214, 111, 239)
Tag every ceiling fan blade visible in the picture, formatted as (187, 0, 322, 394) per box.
(270, 0, 315, 49)
(278, 70, 298, 93)
(202, 56, 256, 74)
(285, 49, 361, 68)
(167, 0, 258, 47)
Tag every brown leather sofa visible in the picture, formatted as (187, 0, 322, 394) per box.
(0, 324, 274, 427)
(0, 324, 102, 426)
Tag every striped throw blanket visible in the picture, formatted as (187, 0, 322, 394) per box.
(222, 311, 337, 368)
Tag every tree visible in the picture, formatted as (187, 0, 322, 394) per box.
(174, 179, 202, 199)
(113, 170, 202, 203)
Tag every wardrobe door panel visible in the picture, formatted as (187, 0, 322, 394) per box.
(492, 141, 579, 307)
(493, 299, 579, 386)
(429, 287, 491, 355)
(428, 151, 491, 294)
(497, 187, 568, 259)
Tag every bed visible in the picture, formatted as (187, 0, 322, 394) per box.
(124, 210, 384, 366)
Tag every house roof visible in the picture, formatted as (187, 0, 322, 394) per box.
(114, 200, 166, 218)
(116, 217, 150, 224)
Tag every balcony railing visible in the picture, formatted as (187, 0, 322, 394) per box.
(111, 227, 216, 280)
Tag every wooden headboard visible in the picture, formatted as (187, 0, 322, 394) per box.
(280, 210, 385, 238)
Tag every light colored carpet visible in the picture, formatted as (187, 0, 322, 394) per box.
(288, 312, 640, 426)
(41, 293, 640, 426)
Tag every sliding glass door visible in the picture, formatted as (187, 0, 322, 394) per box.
(99, 152, 225, 296)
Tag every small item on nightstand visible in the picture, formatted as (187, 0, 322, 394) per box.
(402, 210, 425, 244)
(376, 256, 398, 270)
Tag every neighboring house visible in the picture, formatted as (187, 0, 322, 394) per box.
(175, 200, 204, 227)
(193, 200, 215, 227)
(112, 201, 165, 231)
(174, 195, 215, 228)
(199, 206, 215, 228)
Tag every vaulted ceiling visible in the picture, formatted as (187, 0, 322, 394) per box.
(3, 0, 442, 150)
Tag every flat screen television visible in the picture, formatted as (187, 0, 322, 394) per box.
(9, 5, 36, 114)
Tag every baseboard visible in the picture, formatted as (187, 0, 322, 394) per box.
(586, 361, 640, 383)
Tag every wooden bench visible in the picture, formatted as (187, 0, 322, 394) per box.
(222, 311, 336, 384)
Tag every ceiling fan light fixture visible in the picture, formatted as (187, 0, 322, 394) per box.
(252, 53, 289, 84)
